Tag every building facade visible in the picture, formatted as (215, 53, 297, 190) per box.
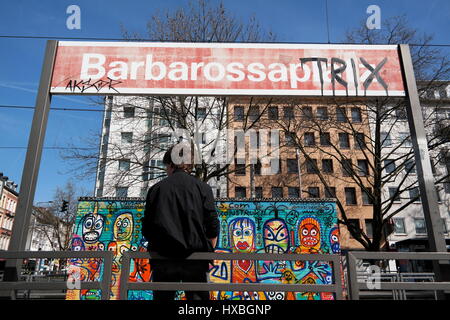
(226, 97, 374, 250)
(95, 96, 227, 198)
(383, 84, 450, 263)
(0, 176, 18, 251)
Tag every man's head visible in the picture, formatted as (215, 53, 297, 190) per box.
(162, 143, 194, 176)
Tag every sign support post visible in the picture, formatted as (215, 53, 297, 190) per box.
(398, 44, 449, 298)
(4, 40, 58, 287)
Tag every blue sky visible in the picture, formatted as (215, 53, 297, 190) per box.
(0, 0, 449, 203)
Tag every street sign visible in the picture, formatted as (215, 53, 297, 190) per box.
(50, 42, 405, 97)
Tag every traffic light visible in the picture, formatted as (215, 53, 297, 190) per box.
(60, 200, 69, 212)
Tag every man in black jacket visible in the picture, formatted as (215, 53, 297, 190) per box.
(142, 145, 219, 301)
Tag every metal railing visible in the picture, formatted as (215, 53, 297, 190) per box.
(346, 251, 450, 300)
(119, 251, 343, 300)
(0, 251, 113, 300)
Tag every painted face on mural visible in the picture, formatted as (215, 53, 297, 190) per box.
(81, 213, 105, 244)
(263, 219, 289, 253)
(230, 218, 255, 253)
(71, 236, 85, 251)
(299, 218, 321, 249)
(330, 227, 340, 253)
(114, 213, 134, 241)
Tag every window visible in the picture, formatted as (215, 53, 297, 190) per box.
(304, 132, 315, 146)
(235, 159, 246, 175)
(235, 187, 246, 198)
(405, 160, 416, 174)
(234, 106, 244, 121)
(355, 133, 366, 149)
(116, 187, 128, 197)
(339, 133, 350, 149)
(283, 106, 294, 120)
(288, 187, 300, 198)
(320, 132, 331, 146)
(306, 158, 318, 174)
(399, 132, 412, 147)
(216, 188, 221, 198)
(325, 187, 336, 198)
(414, 218, 427, 234)
(345, 187, 357, 205)
(255, 187, 263, 198)
(301, 106, 313, 120)
(357, 160, 369, 176)
(380, 132, 392, 147)
(271, 187, 283, 198)
(336, 107, 347, 122)
(308, 187, 320, 198)
(249, 106, 260, 121)
(119, 159, 130, 171)
(395, 106, 408, 120)
(285, 132, 296, 146)
(394, 218, 406, 234)
(342, 159, 353, 177)
(322, 159, 334, 173)
(197, 107, 206, 119)
(348, 219, 361, 238)
(361, 187, 373, 205)
(268, 106, 279, 120)
(351, 107, 362, 123)
(149, 160, 165, 179)
(365, 219, 373, 238)
(389, 187, 401, 202)
(123, 106, 135, 118)
(442, 219, 448, 233)
(121, 132, 133, 144)
(384, 159, 396, 174)
(444, 182, 450, 194)
(254, 160, 262, 175)
(287, 159, 299, 173)
(317, 106, 328, 120)
(409, 187, 421, 202)
(436, 187, 442, 202)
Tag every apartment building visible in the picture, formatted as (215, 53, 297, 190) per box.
(95, 96, 227, 198)
(226, 97, 374, 250)
(0, 176, 18, 251)
(382, 84, 450, 266)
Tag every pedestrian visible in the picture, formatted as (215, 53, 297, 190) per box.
(142, 144, 219, 301)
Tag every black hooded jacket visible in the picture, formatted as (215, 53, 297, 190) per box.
(142, 168, 219, 259)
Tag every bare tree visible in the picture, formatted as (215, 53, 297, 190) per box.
(33, 181, 86, 252)
(262, 16, 450, 251)
(63, 0, 276, 194)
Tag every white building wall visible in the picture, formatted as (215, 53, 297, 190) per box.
(95, 96, 228, 198)
(368, 86, 450, 249)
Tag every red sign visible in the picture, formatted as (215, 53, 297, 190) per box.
(50, 41, 405, 97)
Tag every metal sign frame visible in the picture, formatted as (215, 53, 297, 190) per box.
(4, 40, 448, 288)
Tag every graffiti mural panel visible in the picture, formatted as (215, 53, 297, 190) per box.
(66, 198, 338, 300)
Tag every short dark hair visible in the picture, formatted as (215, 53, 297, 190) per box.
(163, 144, 194, 172)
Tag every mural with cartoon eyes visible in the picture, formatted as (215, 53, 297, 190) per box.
(263, 218, 289, 254)
(113, 213, 133, 242)
(80, 212, 105, 244)
(297, 217, 321, 254)
(229, 217, 256, 253)
(330, 227, 340, 254)
(67, 198, 338, 301)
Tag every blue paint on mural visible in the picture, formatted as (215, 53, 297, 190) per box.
(66, 198, 339, 300)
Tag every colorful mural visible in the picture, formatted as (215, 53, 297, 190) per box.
(66, 198, 339, 300)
